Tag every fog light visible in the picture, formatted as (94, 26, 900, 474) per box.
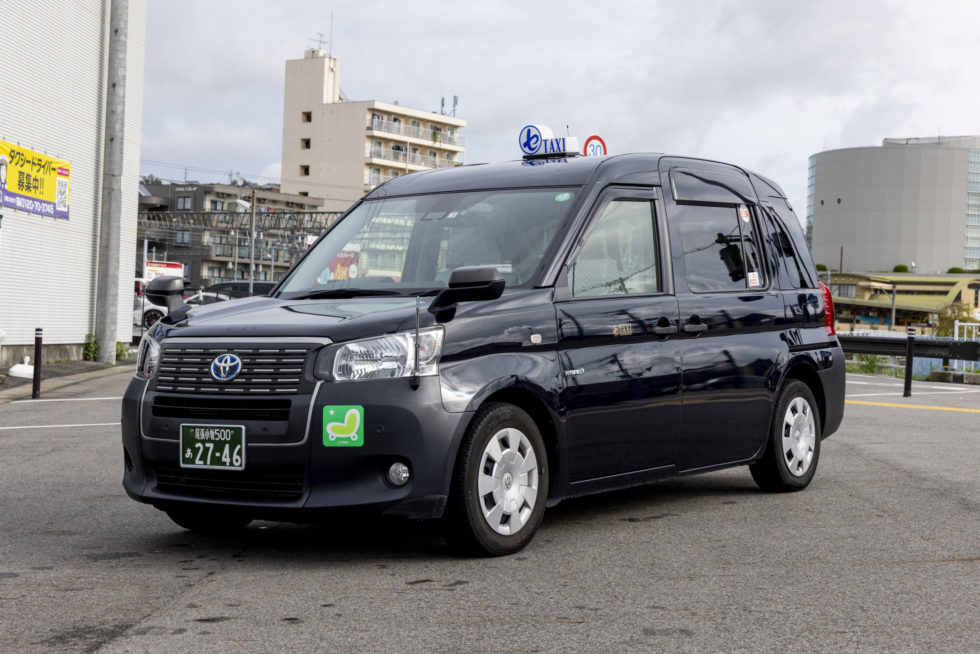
(387, 462, 410, 486)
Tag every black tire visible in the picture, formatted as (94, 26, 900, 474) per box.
(750, 379, 821, 492)
(443, 403, 548, 556)
(165, 506, 252, 534)
(142, 309, 164, 329)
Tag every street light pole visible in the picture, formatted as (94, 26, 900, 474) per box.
(249, 188, 256, 295)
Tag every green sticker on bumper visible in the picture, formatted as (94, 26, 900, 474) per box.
(323, 405, 364, 447)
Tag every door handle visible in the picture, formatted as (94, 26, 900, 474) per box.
(683, 320, 708, 334)
(653, 325, 678, 335)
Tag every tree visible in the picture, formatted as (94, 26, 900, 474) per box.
(893, 264, 909, 273)
(815, 263, 827, 271)
(934, 302, 974, 337)
(141, 173, 162, 185)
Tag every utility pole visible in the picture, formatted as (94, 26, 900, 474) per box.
(249, 188, 256, 295)
(94, 0, 129, 364)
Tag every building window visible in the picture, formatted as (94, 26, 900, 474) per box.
(446, 153, 454, 163)
(301, 111, 312, 122)
(209, 199, 224, 211)
(175, 230, 191, 245)
(299, 191, 309, 197)
(301, 138, 311, 149)
(176, 196, 192, 211)
(208, 266, 221, 279)
(300, 165, 310, 176)
(831, 284, 857, 298)
(371, 113, 384, 129)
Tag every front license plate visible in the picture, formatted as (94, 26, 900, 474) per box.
(180, 424, 245, 470)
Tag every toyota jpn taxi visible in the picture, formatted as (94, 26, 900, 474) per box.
(123, 147, 845, 556)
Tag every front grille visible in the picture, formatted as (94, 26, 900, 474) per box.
(152, 396, 291, 421)
(155, 466, 305, 501)
(154, 345, 312, 395)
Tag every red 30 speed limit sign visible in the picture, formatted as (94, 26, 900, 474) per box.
(583, 135, 607, 157)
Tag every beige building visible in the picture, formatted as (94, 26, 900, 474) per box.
(829, 272, 980, 328)
(280, 49, 466, 210)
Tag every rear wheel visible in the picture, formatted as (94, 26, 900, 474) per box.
(443, 403, 548, 556)
(750, 379, 820, 492)
(165, 506, 252, 533)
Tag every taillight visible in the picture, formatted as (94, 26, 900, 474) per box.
(819, 282, 836, 336)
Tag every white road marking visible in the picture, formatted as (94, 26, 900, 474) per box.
(846, 390, 980, 398)
(0, 422, 120, 431)
(11, 396, 123, 404)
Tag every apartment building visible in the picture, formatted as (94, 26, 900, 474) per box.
(280, 49, 466, 210)
(138, 182, 337, 286)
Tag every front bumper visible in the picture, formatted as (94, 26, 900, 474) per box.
(121, 375, 472, 520)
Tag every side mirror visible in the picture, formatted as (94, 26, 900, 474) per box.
(429, 266, 505, 312)
(145, 276, 186, 313)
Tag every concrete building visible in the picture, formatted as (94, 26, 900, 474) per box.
(280, 49, 466, 210)
(808, 135, 980, 274)
(0, 1, 145, 367)
(138, 182, 337, 287)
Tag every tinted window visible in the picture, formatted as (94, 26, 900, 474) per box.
(676, 204, 765, 293)
(570, 198, 659, 297)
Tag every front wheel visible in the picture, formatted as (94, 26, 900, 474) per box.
(443, 403, 548, 556)
(750, 379, 821, 492)
(142, 309, 164, 329)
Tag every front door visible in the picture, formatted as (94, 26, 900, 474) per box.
(557, 189, 681, 483)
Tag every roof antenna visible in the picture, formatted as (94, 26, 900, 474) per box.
(411, 296, 421, 390)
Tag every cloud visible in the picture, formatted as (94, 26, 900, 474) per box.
(141, 0, 980, 217)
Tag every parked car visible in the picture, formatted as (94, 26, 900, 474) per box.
(124, 151, 845, 556)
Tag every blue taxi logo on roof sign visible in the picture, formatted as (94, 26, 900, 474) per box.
(519, 124, 552, 156)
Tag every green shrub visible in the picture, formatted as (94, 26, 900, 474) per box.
(815, 263, 827, 271)
(892, 264, 909, 273)
(115, 341, 131, 361)
(947, 266, 964, 274)
(83, 334, 99, 361)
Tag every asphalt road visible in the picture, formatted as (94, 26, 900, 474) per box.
(0, 371, 977, 653)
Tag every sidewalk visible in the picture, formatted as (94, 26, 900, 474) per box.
(0, 360, 137, 403)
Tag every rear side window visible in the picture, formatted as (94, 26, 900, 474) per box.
(675, 204, 764, 293)
(765, 205, 815, 290)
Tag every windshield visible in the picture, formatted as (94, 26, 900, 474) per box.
(278, 188, 578, 298)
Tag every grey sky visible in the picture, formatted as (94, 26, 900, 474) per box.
(141, 0, 980, 217)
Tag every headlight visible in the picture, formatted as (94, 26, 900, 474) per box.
(136, 335, 161, 379)
(318, 327, 444, 381)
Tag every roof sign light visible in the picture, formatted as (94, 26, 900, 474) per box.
(519, 124, 580, 159)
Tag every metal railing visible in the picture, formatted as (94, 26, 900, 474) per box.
(367, 119, 464, 146)
(366, 146, 460, 169)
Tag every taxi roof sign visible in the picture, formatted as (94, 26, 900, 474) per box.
(519, 124, 580, 159)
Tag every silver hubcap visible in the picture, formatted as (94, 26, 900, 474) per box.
(478, 427, 539, 536)
(781, 396, 816, 477)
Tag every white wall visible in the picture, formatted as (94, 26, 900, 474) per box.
(0, 0, 145, 360)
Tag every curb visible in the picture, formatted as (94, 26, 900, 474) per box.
(0, 365, 136, 403)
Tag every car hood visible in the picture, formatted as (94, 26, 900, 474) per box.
(154, 295, 426, 342)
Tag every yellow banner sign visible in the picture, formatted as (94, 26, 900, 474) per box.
(0, 139, 71, 219)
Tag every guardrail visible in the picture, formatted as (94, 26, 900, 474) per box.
(837, 334, 980, 361)
(838, 332, 980, 397)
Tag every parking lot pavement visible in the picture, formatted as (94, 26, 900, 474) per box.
(0, 371, 977, 653)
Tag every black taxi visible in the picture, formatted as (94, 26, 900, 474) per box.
(123, 150, 845, 555)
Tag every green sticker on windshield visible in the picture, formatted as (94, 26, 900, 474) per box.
(554, 192, 572, 202)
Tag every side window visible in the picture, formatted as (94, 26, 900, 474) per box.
(570, 198, 660, 298)
(676, 204, 765, 293)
